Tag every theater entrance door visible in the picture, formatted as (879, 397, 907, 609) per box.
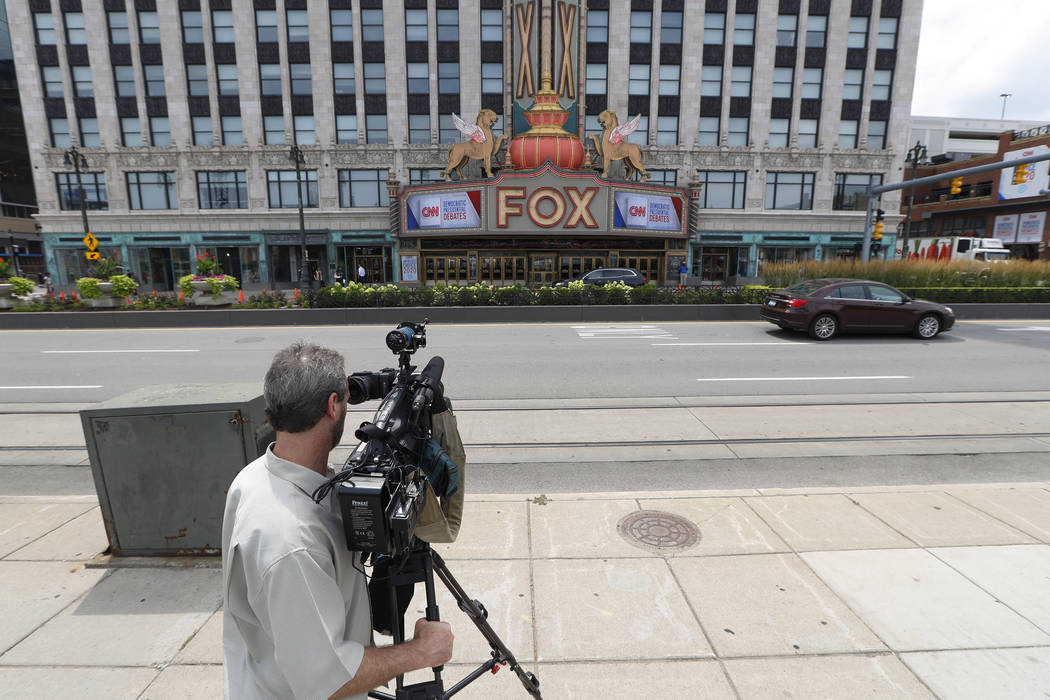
(528, 254, 556, 287)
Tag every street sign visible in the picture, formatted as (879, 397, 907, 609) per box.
(85, 251, 100, 261)
(83, 232, 98, 251)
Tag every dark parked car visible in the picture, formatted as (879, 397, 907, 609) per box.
(760, 278, 955, 340)
(554, 267, 648, 287)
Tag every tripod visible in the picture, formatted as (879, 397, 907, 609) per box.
(367, 542, 542, 699)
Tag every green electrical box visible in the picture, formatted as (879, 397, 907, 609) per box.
(80, 383, 274, 556)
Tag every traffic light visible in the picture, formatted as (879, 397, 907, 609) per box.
(873, 221, 885, 241)
(1013, 164, 1029, 185)
(950, 177, 963, 195)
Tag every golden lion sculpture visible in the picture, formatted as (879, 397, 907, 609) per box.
(588, 110, 650, 181)
(442, 109, 508, 181)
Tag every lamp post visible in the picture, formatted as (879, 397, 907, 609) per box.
(999, 93, 1012, 121)
(289, 145, 308, 294)
(7, 231, 21, 277)
(902, 141, 927, 259)
(63, 145, 91, 246)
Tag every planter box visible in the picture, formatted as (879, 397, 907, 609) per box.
(191, 290, 238, 306)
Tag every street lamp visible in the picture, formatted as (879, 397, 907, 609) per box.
(902, 141, 927, 259)
(63, 145, 91, 248)
(289, 145, 308, 294)
(1000, 93, 1011, 121)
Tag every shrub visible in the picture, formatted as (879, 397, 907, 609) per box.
(89, 257, 121, 279)
(75, 277, 102, 299)
(762, 259, 1050, 289)
(7, 276, 34, 296)
(0, 257, 12, 279)
(179, 273, 238, 297)
(108, 274, 138, 297)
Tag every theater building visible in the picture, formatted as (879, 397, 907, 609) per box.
(10, 0, 920, 291)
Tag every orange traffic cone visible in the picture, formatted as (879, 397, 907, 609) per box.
(72, 291, 78, 301)
(125, 296, 131, 304)
(294, 288, 299, 300)
(60, 291, 65, 301)
(238, 289, 244, 302)
(152, 289, 157, 298)
(179, 289, 184, 301)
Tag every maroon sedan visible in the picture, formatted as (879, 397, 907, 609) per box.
(760, 278, 955, 340)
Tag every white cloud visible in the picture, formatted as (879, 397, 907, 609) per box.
(912, 0, 1050, 121)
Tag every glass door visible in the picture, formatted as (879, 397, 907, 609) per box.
(528, 254, 556, 287)
(619, 255, 660, 282)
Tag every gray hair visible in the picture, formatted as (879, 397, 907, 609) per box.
(264, 341, 346, 432)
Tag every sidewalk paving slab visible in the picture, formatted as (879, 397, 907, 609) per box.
(3, 506, 108, 561)
(0, 667, 159, 700)
(0, 502, 97, 557)
(945, 486, 1050, 542)
(743, 493, 916, 551)
(0, 561, 108, 654)
(724, 653, 936, 699)
(638, 497, 789, 555)
(900, 647, 1050, 700)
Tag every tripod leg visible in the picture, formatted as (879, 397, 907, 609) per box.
(421, 552, 444, 687)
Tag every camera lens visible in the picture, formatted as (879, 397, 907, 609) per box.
(347, 375, 370, 404)
(386, 327, 414, 352)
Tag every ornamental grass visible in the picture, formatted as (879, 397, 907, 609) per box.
(761, 259, 1050, 289)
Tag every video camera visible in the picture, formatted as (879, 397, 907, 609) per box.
(314, 319, 451, 559)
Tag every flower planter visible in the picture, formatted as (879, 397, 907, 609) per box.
(0, 283, 15, 309)
(191, 290, 238, 306)
(86, 282, 122, 308)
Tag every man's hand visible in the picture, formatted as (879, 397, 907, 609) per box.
(410, 618, 454, 667)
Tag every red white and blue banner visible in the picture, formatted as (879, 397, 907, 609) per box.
(405, 191, 483, 229)
(612, 192, 682, 231)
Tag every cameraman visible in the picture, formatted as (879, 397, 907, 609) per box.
(222, 341, 454, 699)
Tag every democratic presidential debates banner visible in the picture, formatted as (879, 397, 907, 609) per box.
(405, 191, 483, 229)
(612, 192, 682, 231)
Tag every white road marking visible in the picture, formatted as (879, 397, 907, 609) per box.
(696, 375, 911, 382)
(40, 349, 200, 353)
(0, 385, 103, 389)
(654, 342, 813, 346)
(573, 325, 676, 339)
(997, 327, 1050, 332)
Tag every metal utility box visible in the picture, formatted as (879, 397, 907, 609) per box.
(80, 383, 274, 556)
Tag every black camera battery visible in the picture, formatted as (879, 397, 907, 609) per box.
(337, 474, 392, 553)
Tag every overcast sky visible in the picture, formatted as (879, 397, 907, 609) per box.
(912, 0, 1050, 122)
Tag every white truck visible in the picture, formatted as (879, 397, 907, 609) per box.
(901, 237, 1011, 262)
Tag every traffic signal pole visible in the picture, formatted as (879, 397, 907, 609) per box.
(860, 150, 1050, 261)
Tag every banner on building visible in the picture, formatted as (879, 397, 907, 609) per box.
(998, 144, 1050, 200)
(993, 214, 1019, 243)
(1017, 211, 1047, 244)
(612, 192, 682, 231)
(405, 191, 483, 230)
(400, 254, 419, 282)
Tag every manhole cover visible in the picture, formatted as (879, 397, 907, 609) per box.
(617, 510, 700, 552)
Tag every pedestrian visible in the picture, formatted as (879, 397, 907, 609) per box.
(678, 260, 688, 290)
(312, 267, 323, 290)
(357, 263, 366, 284)
(43, 273, 54, 296)
(334, 268, 346, 286)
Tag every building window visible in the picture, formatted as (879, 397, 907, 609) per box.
(776, 14, 797, 47)
(877, 17, 898, 49)
(843, 69, 863, 100)
(144, 64, 165, 97)
(366, 114, 387, 143)
(405, 62, 428, 94)
(193, 116, 213, 146)
(42, 66, 64, 98)
(79, 117, 100, 147)
(848, 16, 868, 48)
(264, 115, 285, 145)
(186, 64, 209, 97)
(222, 116, 243, 146)
(482, 63, 503, 94)
(734, 13, 755, 45)
(121, 117, 141, 147)
(72, 66, 93, 98)
(630, 11, 652, 43)
(703, 12, 724, 44)
(338, 169, 389, 208)
(697, 171, 746, 209)
(150, 117, 170, 146)
(765, 172, 814, 210)
(331, 9, 353, 42)
(730, 66, 751, 97)
(769, 118, 789, 147)
(584, 114, 601, 135)
(182, 11, 203, 43)
(217, 64, 238, 96)
(801, 68, 822, 99)
(293, 115, 315, 145)
(586, 63, 607, 95)
(838, 120, 858, 149)
(57, 172, 107, 210)
(798, 119, 818, 148)
(621, 115, 646, 146)
(34, 13, 56, 45)
(336, 114, 357, 144)
(438, 62, 459, 94)
(701, 65, 722, 96)
(647, 170, 677, 187)
(409, 114, 430, 144)
(698, 116, 719, 146)
(50, 118, 70, 148)
(286, 9, 308, 42)
(259, 64, 281, 96)
(212, 10, 234, 43)
(256, 10, 278, 43)
(410, 169, 445, 185)
(833, 173, 882, 210)
(405, 9, 427, 42)
(64, 12, 86, 44)
(364, 63, 385, 93)
(108, 12, 129, 44)
(628, 64, 649, 95)
(138, 11, 160, 44)
(661, 11, 682, 43)
(867, 120, 887, 149)
(290, 63, 312, 95)
(806, 15, 826, 47)
(109, 65, 134, 98)
(438, 115, 458, 144)
(361, 9, 383, 42)
(587, 10, 608, 42)
(871, 69, 892, 101)
(772, 67, 793, 98)
(658, 65, 680, 96)
(268, 170, 318, 208)
(197, 171, 247, 209)
(334, 63, 355, 94)
(656, 116, 678, 145)
(127, 171, 176, 209)
(437, 9, 459, 42)
(481, 9, 502, 42)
